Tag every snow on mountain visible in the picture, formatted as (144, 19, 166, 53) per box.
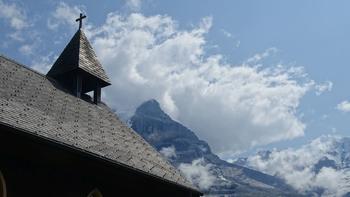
(238, 135, 350, 197)
(129, 99, 301, 196)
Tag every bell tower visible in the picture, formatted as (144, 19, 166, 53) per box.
(46, 13, 111, 104)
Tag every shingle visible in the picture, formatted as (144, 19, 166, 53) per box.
(0, 55, 197, 191)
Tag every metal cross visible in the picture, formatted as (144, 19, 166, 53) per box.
(76, 13, 86, 29)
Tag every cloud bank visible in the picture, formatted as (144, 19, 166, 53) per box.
(40, 3, 330, 157)
(86, 12, 317, 157)
(247, 135, 350, 197)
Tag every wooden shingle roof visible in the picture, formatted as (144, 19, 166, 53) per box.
(47, 30, 111, 86)
(0, 55, 199, 192)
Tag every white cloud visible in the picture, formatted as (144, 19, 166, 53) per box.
(314, 167, 350, 197)
(19, 44, 33, 56)
(125, 0, 142, 11)
(77, 12, 329, 157)
(48, 2, 84, 30)
(244, 47, 278, 64)
(31, 52, 57, 74)
(178, 158, 216, 190)
(235, 40, 241, 48)
(8, 31, 25, 42)
(246, 135, 350, 197)
(159, 146, 177, 159)
(337, 100, 350, 112)
(0, 0, 28, 30)
(221, 29, 232, 38)
(315, 81, 333, 95)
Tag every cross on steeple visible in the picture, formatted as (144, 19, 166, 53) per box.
(75, 13, 86, 29)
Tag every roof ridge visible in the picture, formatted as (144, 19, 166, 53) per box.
(0, 55, 108, 107)
(0, 54, 47, 77)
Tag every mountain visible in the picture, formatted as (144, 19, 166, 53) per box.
(235, 136, 350, 197)
(130, 99, 301, 196)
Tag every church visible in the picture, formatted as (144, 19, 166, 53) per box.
(0, 14, 202, 197)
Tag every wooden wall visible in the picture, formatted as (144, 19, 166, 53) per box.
(0, 124, 198, 197)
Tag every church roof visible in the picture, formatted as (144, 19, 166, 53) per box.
(47, 30, 111, 86)
(0, 55, 199, 193)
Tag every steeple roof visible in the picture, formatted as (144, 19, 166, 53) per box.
(47, 29, 111, 86)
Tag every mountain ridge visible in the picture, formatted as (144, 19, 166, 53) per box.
(130, 99, 301, 196)
(235, 136, 350, 197)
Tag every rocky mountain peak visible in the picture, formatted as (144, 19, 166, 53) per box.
(130, 99, 298, 196)
(135, 99, 172, 121)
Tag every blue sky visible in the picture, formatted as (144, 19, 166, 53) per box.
(1, 0, 350, 158)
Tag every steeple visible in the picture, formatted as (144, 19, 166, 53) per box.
(46, 14, 111, 104)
